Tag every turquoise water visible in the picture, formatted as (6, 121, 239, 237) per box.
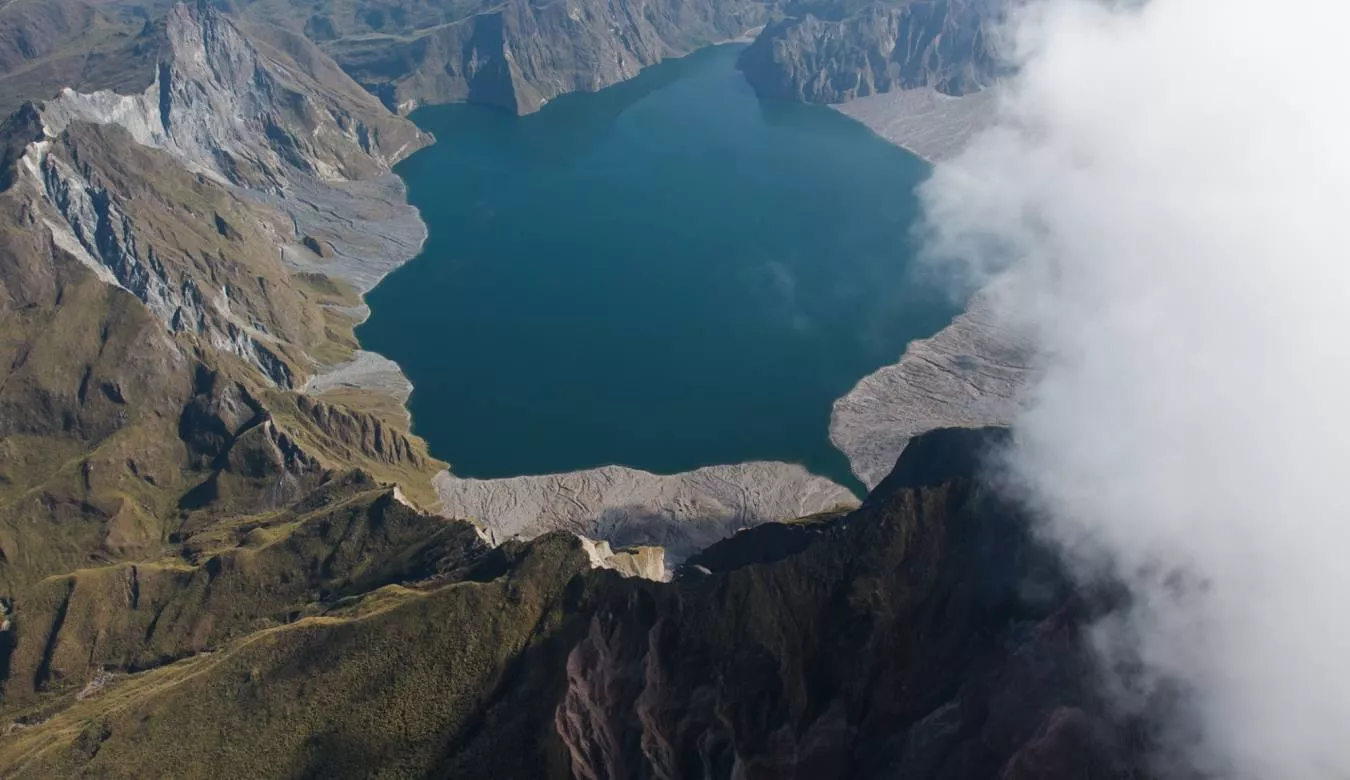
(358, 44, 953, 492)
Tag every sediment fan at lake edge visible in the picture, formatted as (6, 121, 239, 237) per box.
(435, 461, 859, 563)
(823, 83, 1035, 489)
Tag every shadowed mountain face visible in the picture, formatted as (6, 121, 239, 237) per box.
(739, 0, 1001, 104)
(234, 0, 1002, 114)
(227, 0, 772, 114)
(556, 427, 1147, 780)
(0, 0, 1001, 120)
(0, 428, 1152, 778)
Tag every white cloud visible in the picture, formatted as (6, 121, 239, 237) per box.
(919, 0, 1350, 777)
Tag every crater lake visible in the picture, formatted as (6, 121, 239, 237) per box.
(358, 43, 954, 492)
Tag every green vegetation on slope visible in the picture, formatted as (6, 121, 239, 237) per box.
(0, 429, 1147, 779)
(0, 0, 175, 118)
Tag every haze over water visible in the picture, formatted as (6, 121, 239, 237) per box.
(359, 44, 953, 490)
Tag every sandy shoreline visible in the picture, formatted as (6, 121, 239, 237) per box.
(831, 86, 997, 165)
(825, 85, 1034, 489)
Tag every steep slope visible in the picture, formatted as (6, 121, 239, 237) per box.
(0, 0, 174, 119)
(17, 1, 429, 384)
(0, 2, 443, 597)
(232, 0, 770, 114)
(40, 3, 426, 189)
(739, 0, 999, 104)
(0, 0, 1008, 118)
(0, 472, 488, 711)
(554, 427, 1138, 779)
(0, 428, 1151, 779)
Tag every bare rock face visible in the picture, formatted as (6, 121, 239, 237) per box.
(577, 536, 668, 581)
(0, 2, 448, 588)
(739, 0, 999, 104)
(7, 3, 430, 386)
(554, 428, 1148, 780)
(240, 0, 770, 114)
(434, 462, 858, 562)
(22, 121, 307, 387)
(40, 3, 427, 189)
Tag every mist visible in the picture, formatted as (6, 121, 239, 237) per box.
(918, 0, 1350, 777)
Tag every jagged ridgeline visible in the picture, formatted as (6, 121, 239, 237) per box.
(0, 0, 1003, 121)
(738, 0, 1002, 103)
(0, 428, 1147, 778)
(0, 2, 447, 597)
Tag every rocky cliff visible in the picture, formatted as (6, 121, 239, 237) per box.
(40, 3, 426, 188)
(739, 0, 999, 104)
(0, 0, 173, 119)
(0, 0, 1004, 119)
(12, 1, 429, 383)
(0, 428, 1151, 778)
(0, 1, 445, 601)
(233, 0, 770, 114)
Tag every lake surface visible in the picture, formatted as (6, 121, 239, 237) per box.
(359, 44, 954, 492)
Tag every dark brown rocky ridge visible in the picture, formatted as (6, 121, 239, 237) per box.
(0, 428, 1152, 778)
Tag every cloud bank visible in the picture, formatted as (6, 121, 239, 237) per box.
(920, 0, 1350, 777)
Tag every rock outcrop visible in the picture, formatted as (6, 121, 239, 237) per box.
(739, 0, 1000, 104)
(578, 535, 668, 581)
(41, 3, 427, 188)
(289, 394, 426, 469)
(22, 119, 308, 386)
(556, 428, 1139, 780)
(238, 0, 770, 114)
(0, 428, 1153, 779)
(7, 2, 430, 387)
(0, 2, 447, 595)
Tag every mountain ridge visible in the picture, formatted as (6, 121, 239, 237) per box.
(738, 0, 1001, 104)
(0, 427, 1153, 779)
